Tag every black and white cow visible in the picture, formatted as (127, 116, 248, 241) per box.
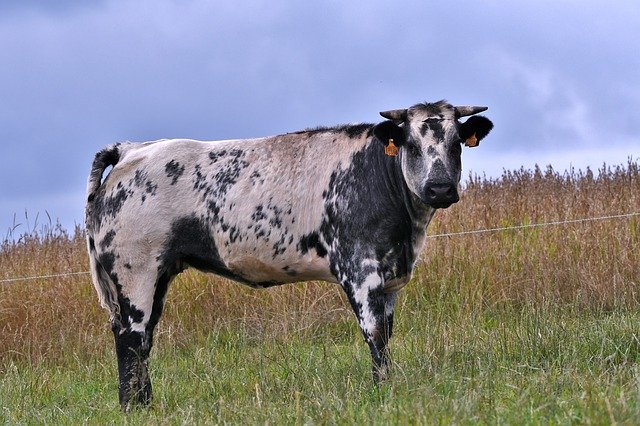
(85, 100, 493, 410)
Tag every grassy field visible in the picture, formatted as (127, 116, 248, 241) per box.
(1, 161, 639, 423)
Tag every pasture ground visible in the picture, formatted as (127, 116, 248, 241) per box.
(1, 161, 639, 423)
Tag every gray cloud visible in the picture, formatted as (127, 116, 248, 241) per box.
(1, 1, 638, 236)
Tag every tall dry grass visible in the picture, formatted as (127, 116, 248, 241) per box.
(423, 160, 640, 310)
(1, 160, 638, 369)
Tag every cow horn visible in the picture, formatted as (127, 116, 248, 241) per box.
(454, 106, 488, 118)
(379, 109, 408, 122)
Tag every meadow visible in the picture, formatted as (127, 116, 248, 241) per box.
(1, 160, 639, 424)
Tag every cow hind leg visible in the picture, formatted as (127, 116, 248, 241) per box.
(112, 324, 151, 410)
(112, 270, 172, 411)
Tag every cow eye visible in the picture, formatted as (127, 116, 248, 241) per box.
(451, 142, 462, 156)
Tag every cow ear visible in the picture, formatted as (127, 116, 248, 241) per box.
(459, 115, 493, 148)
(373, 120, 405, 156)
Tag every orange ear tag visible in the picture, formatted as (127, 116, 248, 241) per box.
(464, 133, 478, 147)
(384, 139, 399, 156)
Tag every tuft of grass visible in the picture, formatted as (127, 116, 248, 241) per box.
(1, 160, 639, 423)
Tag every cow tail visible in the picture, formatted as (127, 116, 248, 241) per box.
(86, 143, 122, 204)
(85, 143, 124, 322)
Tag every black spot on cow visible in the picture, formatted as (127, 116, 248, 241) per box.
(114, 289, 145, 327)
(146, 269, 171, 345)
(249, 170, 262, 186)
(208, 150, 227, 163)
(192, 164, 212, 198)
(91, 182, 134, 224)
(431, 123, 445, 141)
(157, 215, 229, 276)
(97, 250, 147, 327)
(156, 214, 268, 287)
(228, 148, 244, 159)
(272, 234, 288, 258)
(98, 250, 116, 276)
(426, 146, 437, 158)
(129, 306, 144, 323)
(268, 205, 283, 229)
(208, 201, 220, 216)
(133, 169, 146, 188)
(100, 230, 116, 251)
(165, 160, 185, 185)
(145, 180, 158, 195)
(209, 149, 250, 198)
(209, 149, 227, 164)
(252, 205, 266, 222)
(297, 232, 328, 258)
(421, 121, 445, 141)
(229, 226, 241, 243)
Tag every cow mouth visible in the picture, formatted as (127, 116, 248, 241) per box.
(426, 200, 456, 209)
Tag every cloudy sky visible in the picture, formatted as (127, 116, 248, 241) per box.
(1, 1, 639, 236)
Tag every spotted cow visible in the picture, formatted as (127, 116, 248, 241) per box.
(85, 100, 493, 410)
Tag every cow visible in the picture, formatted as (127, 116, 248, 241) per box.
(85, 100, 493, 411)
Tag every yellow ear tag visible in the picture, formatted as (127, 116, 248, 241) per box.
(384, 139, 399, 156)
(464, 133, 478, 147)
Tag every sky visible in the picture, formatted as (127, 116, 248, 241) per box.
(1, 0, 639, 238)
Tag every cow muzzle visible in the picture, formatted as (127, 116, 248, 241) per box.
(423, 183, 459, 209)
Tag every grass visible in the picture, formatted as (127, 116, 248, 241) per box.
(2, 306, 640, 423)
(1, 160, 639, 423)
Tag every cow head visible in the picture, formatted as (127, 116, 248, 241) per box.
(373, 100, 493, 209)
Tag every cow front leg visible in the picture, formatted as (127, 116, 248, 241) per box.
(342, 272, 396, 383)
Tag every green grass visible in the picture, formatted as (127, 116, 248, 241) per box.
(3, 303, 640, 424)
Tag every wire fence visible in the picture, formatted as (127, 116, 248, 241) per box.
(0, 270, 90, 284)
(1, 211, 639, 285)
(424, 211, 640, 239)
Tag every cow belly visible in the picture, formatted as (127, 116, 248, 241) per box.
(225, 252, 336, 286)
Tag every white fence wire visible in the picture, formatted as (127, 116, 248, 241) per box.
(1, 211, 638, 285)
